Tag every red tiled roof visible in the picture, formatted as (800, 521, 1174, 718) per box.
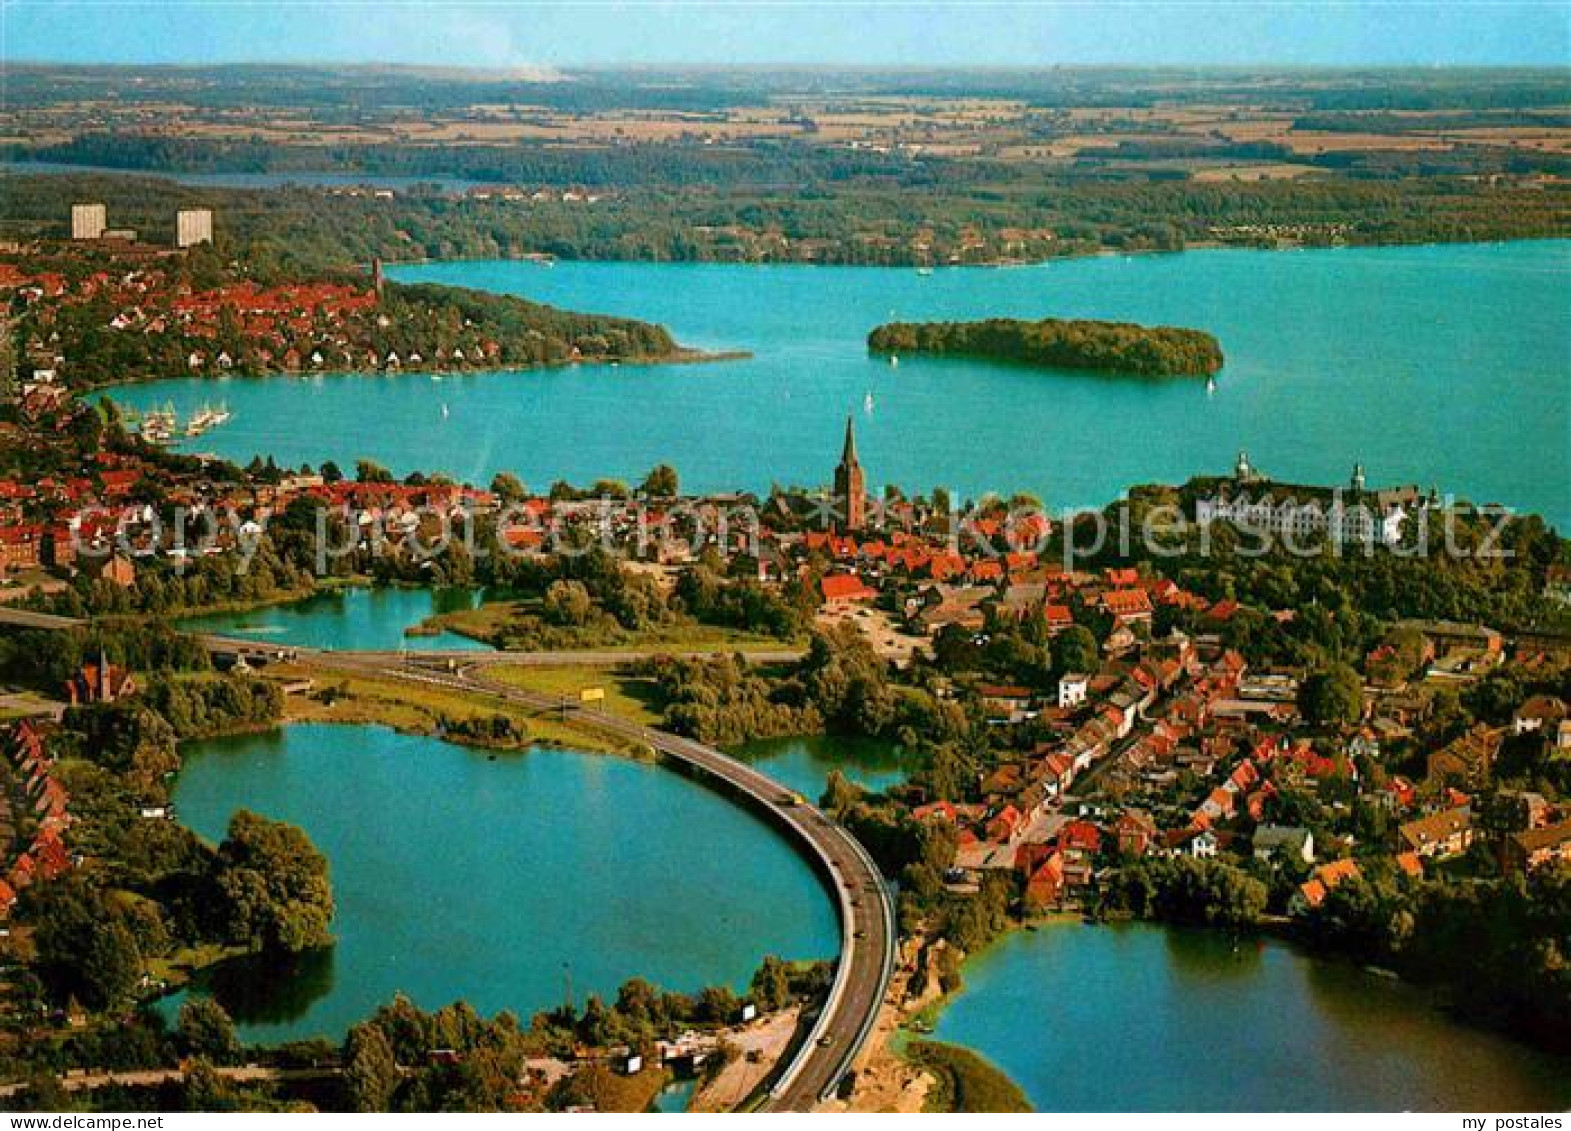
(1104, 588, 1153, 617)
(820, 573, 876, 603)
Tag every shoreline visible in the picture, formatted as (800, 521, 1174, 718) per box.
(87, 345, 753, 399)
(381, 233, 1570, 274)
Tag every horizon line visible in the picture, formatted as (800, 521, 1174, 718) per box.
(6, 59, 1571, 72)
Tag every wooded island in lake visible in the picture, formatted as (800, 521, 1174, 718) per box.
(868, 317, 1224, 377)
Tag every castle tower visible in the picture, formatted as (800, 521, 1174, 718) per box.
(834, 414, 867, 531)
(1234, 450, 1255, 481)
(1351, 462, 1366, 493)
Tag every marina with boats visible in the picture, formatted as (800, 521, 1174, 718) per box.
(127, 401, 233, 444)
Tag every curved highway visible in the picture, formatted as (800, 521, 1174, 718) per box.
(0, 606, 894, 1109)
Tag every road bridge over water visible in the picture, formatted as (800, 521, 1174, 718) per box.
(0, 606, 893, 1110)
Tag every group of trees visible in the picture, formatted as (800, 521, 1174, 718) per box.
(454, 542, 808, 652)
(4, 622, 330, 1075)
(1296, 662, 1365, 728)
(868, 317, 1224, 378)
(642, 624, 964, 747)
(0, 621, 211, 691)
(6, 157, 1568, 275)
(386, 282, 679, 368)
(439, 713, 530, 748)
(214, 810, 336, 955)
(1301, 866, 1571, 1051)
(22, 804, 334, 1024)
(1102, 856, 1270, 931)
(141, 674, 284, 739)
(643, 652, 823, 746)
(334, 956, 833, 1112)
(674, 561, 812, 640)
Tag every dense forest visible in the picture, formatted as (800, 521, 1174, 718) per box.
(868, 317, 1224, 377)
(4, 170, 1567, 273)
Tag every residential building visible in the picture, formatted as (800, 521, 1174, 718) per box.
(820, 573, 876, 605)
(978, 684, 1037, 725)
(1253, 824, 1315, 864)
(1505, 821, 1571, 872)
(1426, 724, 1503, 791)
(176, 208, 214, 248)
(0, 524, 42, 573)
(1399, 806, 1473, 859)
(1058, 672, 1089, 709)
(1513, 695, 1567, 736)
(1292, 857, 1361, 914)
(71, 203, 107, 240)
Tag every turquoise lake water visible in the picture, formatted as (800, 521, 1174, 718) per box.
(165, 724, 837, 1043)
(174, 585, 493, 652)
(932, 921, 1571, 1112)
(113, 242, 1571, 526)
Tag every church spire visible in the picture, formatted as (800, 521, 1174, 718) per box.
(834, 413, 868, 532)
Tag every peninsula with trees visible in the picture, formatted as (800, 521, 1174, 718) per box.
(867, 317, 1224, 378)
(1, 233, 699, 396)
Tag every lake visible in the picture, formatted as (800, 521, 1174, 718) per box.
(932, 920, 1571, 1112)
(730, 733, 911, 803)
(165, 724, 838, 1043)
(112, 242, 1571, 527)
(174, 585, 493, 652)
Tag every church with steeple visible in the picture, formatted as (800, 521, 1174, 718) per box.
(833, 414, 867, 531)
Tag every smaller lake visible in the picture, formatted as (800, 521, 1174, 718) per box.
(174, 586, 493, 652)
(729, 734, 911, 803)
(166, 724, 838, 1043)
(933, 921, 1571, 1112)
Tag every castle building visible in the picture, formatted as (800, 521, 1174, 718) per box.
(834, 414, 867, 531)
(1195, 454, 1422, 547)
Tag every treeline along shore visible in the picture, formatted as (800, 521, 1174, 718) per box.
(867, 317, 1225, 377)
(4, 168, 1569, 275)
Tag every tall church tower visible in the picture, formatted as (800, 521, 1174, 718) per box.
(834, 414, 867, 531)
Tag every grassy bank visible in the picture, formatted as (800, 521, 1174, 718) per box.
(425, 600, 800, 655)
(271, 662, 651, 758)
(480, 664, 664, 726)
(903, 1040, 1032, 1113)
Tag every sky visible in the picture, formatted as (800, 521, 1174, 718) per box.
(1, 1, 1567, 69)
